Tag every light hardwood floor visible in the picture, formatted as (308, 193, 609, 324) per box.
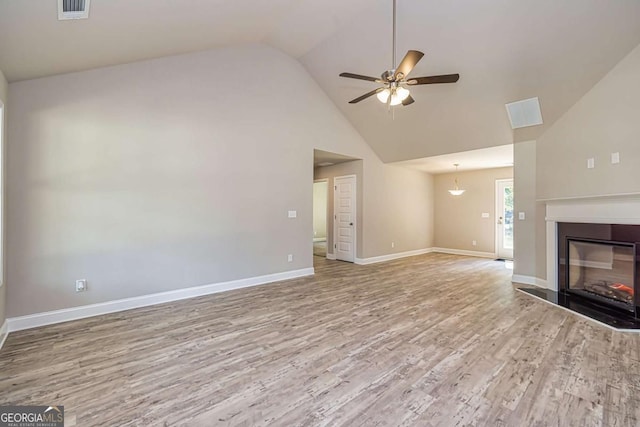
(2, 253, 640, 426)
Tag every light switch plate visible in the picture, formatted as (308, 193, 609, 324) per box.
(611, 152, 620, 164)
(587, 158, 595, 169)
(288, 210, 297, 218)
(518, 212, 526, 220)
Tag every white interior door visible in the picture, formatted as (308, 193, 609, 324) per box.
(496, 179, 514, 259)
(334, 175, 356, 262)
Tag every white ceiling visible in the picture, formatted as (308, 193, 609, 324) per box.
(0, 0, 372, 82)
(391, 144, 513, 174)
(313, 149, 359, 167)
(1, 0, 640, 164)
(300, 0, 640, 161)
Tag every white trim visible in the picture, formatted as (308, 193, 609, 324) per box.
(537, 192, 640, 203)
(7, 267, 314, 332)
(326, 253, 337, 260)
(354, 248, 434, 265)
(512, 274, 547, 288)
(431, 247, 496, 259)
(516, 288, 640, 333)
(0, 320, 8, 351)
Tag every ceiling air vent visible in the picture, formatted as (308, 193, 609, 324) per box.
(58, 0, 91, 20)
(505, 97, 543, 129)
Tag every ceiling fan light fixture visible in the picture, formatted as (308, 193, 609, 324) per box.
(376, 88, 391, 103)
(376, 87, 411, 106)
(396, 86, 410, 101)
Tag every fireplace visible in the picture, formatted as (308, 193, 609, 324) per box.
(515, 196, 640, 330)
(558, 223, 640, 319)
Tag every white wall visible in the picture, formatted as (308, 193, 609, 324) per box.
(530, 42, 640, 280)
(7, 44, 434, 317)
(513, 141, 537, 276)
(0, 69, 7, 326)
(537, 43, 640, 200)
(434, 167, 513, 254)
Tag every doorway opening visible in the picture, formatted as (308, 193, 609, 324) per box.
(313, 179, 328, 257)
(496, 178, 514, 260)
(313, 149, 361, 263)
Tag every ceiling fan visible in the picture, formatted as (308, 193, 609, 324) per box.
(339, 0, 460, 107)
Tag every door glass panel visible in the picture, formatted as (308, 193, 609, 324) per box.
(502, 184, 513, 250)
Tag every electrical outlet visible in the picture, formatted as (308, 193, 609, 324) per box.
(287, 254, 293, 262)
(75, 279, 87, 292)
(472, 240, 477, 246)
(391, 242, 395, 248)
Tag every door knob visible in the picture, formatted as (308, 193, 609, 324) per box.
(350, 222, 353, 226)
(498, 216, 503, 225)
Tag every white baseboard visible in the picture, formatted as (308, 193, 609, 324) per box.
(354, 248, 434, 265)
(0, 320, 8, 351)
(326, 253, 336, 260)
(512, 274, 548, 288)
(7, 267, 314, 333)
(431, 247, 496, 259)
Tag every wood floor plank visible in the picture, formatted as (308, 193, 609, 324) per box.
(1, 253, 639, 426)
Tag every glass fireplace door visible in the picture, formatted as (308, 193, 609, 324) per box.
(567, 239, 635, 311)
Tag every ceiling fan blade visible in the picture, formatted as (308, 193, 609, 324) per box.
(406, 74, 460, 85)
(348, 88, 383, 104)
(339, 72, 382, 83)
(402, 95, 415, 106)
(393, 50, 424, 80)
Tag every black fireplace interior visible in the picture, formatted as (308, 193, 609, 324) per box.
(557, 222, 640, 326)
(566, 238, 635, 311)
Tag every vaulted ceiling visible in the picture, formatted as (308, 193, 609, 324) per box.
(1, 0, 640, 162)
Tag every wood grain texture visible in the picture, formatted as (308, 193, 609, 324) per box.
(1, 253, 640, 426)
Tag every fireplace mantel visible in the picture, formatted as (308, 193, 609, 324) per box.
(545, 194, 640, 291)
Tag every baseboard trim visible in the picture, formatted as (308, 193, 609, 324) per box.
(354, 248, 434, 265)
(512, 274, 548, 288)
(0, 320, 8, 351)
(431, 247, 496, 259)
(7, 267, 315, 333)
(326, 253, 336, 260)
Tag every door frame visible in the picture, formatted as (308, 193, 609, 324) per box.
(495, 178, 514, 259)
(333, 174, 357, 262)
(313, 178, 329, 259)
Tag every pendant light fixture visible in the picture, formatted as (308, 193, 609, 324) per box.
(448, 164, 465, 196)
